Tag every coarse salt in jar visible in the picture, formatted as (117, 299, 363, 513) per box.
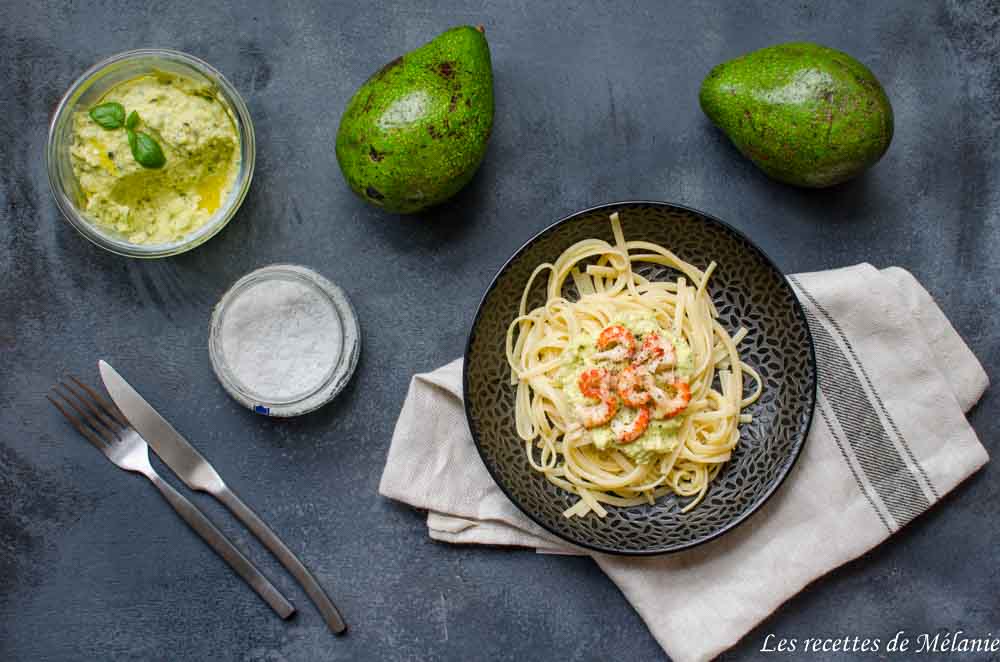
(209, 264, 360, 416)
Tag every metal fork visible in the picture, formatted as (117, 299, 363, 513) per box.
(48, 377, 295, 620)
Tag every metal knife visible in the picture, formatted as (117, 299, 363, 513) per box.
(99, 360, 347, 634)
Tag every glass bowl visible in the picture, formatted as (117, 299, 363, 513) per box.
(46, 49, 255, 258)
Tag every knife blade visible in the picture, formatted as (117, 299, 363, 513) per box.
(99, 360, 348, 634)
(99, 361, 224, 493)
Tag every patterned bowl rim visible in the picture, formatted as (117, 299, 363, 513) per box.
(462, 200, 817, 556)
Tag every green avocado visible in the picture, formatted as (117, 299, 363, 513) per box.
(699, 42, 893, 188)
(335, 25, 494, 213)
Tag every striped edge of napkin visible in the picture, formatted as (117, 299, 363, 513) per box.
(379, 264, 989, 662)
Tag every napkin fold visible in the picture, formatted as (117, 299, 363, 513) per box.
(379, 264, 989, 662)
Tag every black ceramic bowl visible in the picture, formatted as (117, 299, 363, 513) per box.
(463, 201, 816, 555)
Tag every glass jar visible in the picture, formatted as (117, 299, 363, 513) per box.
(46, 49, 255, 258)
(208, 265, 362, 417)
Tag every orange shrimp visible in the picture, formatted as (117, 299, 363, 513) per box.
(649, 377, 691, 419)
(634, 332, 676, 372)
(612, 407, 650, 443)
(594, 325, 636, 362)
(576, 368, 619, 428)
(578, 368, 610, 399)
(616, 364, 653, 407)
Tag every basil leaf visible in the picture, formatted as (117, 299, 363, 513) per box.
(125, 110, 139, 130)
(89, 102, 125, 129)
(130, 131, 166, 169)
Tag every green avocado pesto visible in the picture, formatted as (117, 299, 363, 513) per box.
(71, 72, 240, 244)
(557, 315, 694, 465)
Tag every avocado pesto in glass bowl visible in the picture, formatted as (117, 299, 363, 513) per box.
(47, 49, 255, 258)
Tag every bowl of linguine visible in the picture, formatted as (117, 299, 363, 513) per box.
(463, 201, 816, 555)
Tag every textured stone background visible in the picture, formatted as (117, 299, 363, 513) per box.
(1, 1, 997, 660)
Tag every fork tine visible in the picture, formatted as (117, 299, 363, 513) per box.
(60, 378, 123, 439)
(47, 393, 109, 453)
(53, 382, 120, 444)
(69, 375, 129, 427)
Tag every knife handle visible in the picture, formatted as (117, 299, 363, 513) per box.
(215, 488, 347, 634)
(149, 474, 296, 620)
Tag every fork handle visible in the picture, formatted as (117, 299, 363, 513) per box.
(216, 488, 347, 634)
(149, 474, 296, 620)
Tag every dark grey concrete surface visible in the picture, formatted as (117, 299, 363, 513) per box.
(2, 1, 997, 660)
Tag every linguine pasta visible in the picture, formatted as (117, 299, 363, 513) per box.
(505, 212, 762, 518)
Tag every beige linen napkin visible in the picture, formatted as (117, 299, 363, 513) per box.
(379, 264, 989, 662)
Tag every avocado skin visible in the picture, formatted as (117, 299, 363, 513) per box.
(335, 26, 494, 214)
(699, 42, 893, 188)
